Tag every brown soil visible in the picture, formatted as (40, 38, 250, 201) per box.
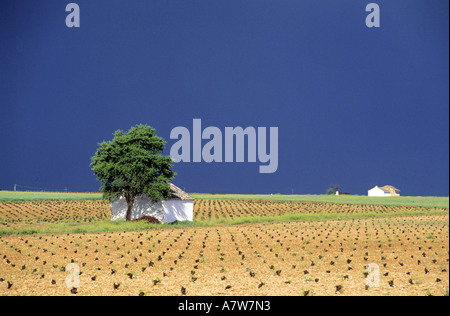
(0, 214, 448, 296)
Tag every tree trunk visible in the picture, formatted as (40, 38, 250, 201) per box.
(125, 194, 135, 221)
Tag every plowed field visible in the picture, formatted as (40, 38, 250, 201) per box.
(0, 211, 448, 296)
(0, 199, 447, 227)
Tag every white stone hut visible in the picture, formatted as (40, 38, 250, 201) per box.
(110, 184, 194, 223)
(368, 185, 401, 197)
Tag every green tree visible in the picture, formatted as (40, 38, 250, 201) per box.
(91, 124, 176, 221)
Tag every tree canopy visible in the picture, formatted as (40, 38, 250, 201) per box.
(91, 124, 176, 220)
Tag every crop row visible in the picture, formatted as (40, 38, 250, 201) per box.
(0, 199, 447, 226)
(0, 200, 110, 224)
(193, 199, 447, 220)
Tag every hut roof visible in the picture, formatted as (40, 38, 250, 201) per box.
(379, 185, 400, 193)
(169, 183, 194, 200)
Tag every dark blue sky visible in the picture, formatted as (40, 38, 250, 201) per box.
(1, 0, 448, 196)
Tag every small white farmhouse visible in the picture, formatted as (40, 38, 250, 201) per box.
(368, 185, 401, 197)
(110, 184, 194, 223)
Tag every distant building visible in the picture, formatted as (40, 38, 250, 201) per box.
(368, 185, 401, 197)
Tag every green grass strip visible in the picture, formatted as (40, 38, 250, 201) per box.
(0, 191, 104, 201)
(0, 209, 447, 237)
(2, 191, 448, 208)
